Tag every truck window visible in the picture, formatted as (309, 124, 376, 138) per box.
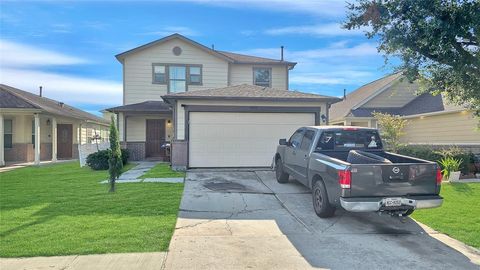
(317, 131, 334, 150)
(288, 129, 304, 148)
(316, 130, 382, 150)
(300, 130, 315, 151)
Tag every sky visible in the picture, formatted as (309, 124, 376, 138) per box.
(0, 0, 396, 115)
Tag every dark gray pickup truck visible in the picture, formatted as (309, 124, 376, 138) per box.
(274, 126, 443, 218)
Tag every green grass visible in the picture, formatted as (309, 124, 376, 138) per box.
(0, 162, 184, 257)
(140, 163, 185, 179)
(412, 182, 480, 248)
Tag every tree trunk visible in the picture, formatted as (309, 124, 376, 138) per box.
(109, 179, 116, 192)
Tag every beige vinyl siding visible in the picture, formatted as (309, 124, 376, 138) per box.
(124, 39, 229, 105)
(401, 111, 480, 144)
(175, 100, 327, 140)
(125, 115, 173, 142)
(230, 64, 288, 89)
(363, 80, 418, 108)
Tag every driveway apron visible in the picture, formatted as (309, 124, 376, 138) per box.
(164, 170, 479, 270)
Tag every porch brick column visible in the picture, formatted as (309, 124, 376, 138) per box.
(34, 113, 40, 165)
(52, 117, 57, 162)
(0, 114, 4, 167)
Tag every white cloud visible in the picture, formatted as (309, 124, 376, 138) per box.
(0, 68, 122, 106)
(265, 23, 364, 37)
(0, 39, 87, 67)
(0, 40, 121, 109)
(290, 70, 375, 85)
(141, 26, 200, 37)
(179, 0, 346, 17)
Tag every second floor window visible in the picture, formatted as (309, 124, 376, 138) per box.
(153, 64, 202, 92)
(253, 67, 271, 87)
(169, 66, 186, 93)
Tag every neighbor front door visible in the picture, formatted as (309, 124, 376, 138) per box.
(146, 119, 166, 158)
(57, 124, 73, 159)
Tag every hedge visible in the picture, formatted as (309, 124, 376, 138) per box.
(86, 148, 130, 171)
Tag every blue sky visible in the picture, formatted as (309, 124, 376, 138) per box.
(0, 0, 395, 115)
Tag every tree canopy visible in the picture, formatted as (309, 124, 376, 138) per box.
(344, 0, 480, 115)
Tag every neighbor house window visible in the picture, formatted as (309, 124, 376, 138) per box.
(169, 66, 187, 93)
(188, 66, 202, 85)
(4, 119, 13, 148)
(253, 67, 271, 87)
(153, 65, 166, 84)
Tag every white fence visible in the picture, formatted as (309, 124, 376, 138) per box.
(78, 142, 110, 167)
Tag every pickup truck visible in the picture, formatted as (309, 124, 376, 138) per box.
(274, 126, 443, 218)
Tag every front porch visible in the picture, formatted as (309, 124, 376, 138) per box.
(108, 101, 173, 161)
(1, 111, 109, 167)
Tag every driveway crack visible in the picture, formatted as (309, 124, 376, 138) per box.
(254, 171, 313, 233)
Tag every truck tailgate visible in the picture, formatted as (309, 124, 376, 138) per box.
(349, 164, 438, 197)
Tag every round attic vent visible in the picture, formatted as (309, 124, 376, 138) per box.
(172, 46, 182, 56)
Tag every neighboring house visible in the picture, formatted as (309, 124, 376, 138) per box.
(107, 33, 340, 169)
(329, 73, 480, 153)
(0, 84, 110, 166)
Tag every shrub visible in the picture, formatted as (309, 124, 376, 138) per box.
(121, 148, 130, 165)
(86, 150, 110, 170)
(439, 157, 463, 179)
(397, 145, 473, 174)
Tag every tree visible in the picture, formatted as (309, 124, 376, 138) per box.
(373, 112, 408, 152)
(108, 116, 123, 192)
(344, 0, 480, 116)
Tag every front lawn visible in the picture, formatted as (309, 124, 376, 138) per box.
(0, 162, 184, 257)
(412, 182, 479, 248)
(140, 163, 185, 179)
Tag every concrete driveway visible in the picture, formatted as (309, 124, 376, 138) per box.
(164, 170, 479, 270)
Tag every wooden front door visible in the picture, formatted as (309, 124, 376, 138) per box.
(146, 119, 166, 158)
(57, 124, 73, 159)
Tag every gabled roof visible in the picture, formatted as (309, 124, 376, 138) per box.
(348, 93, 464, 118)
(329, 72, 403, 121)
(162, 84, 341, 103)
(115, 33, 296, 67)
(0, 84, 109, 125)
(106, 101, 171, 113)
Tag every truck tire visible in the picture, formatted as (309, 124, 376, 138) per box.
(312, 180, 335, 218)
(275, 159, 289, 183)
(347, 150, 393, 164)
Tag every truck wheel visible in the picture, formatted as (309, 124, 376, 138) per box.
(402, 209, 414, 216)
(312, 180, 335, 218)
(275, 159, 289, 183)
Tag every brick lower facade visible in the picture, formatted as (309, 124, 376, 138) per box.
(171, 140, 187, 170)
(124, 142, 146, 161)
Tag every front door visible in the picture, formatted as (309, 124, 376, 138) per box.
(57, 124, 73, 159)
(146, 119, 166, 158)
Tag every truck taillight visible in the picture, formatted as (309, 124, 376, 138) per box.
(338, 169, 351, 189)
(436, 168, 443, 185)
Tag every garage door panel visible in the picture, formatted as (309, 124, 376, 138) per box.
(189, 112, 315, 167)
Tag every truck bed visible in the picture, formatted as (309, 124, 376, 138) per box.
(317, 150, 429, 164)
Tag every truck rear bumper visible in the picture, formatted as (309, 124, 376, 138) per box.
(340, 196, 443, 212)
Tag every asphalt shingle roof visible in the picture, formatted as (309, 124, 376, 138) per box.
(0, 84, 109, 125)
(162, 84, 341, 102)
(329, 72, 403, 121)
(106, 101, 171, 113)
(217, 51, 296, 66)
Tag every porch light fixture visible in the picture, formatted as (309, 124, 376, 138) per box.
(167, 120, 171, 124)
(321, 114, 327, 123)
(46, 119, 51, 126)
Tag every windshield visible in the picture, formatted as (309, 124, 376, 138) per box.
(317, 129, 383, 150)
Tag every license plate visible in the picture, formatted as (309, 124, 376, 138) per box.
(384, 198, 402, 207)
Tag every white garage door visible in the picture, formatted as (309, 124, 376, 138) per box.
(188, 112, 316, 167)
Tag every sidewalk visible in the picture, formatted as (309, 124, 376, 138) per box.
(0, 252, 167, 270)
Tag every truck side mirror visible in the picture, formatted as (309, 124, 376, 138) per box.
(279, 139, 287, 145)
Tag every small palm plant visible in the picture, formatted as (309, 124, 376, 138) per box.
(108, 116, 123, 192)
(439, 157, 463, 180)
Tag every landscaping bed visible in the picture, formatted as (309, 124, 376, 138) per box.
(412, 182, 480, 249)
(0, 162, 184, 257)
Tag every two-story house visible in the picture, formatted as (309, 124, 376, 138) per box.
(329, 72, 479, 153)
(106, 34, 339, 169)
